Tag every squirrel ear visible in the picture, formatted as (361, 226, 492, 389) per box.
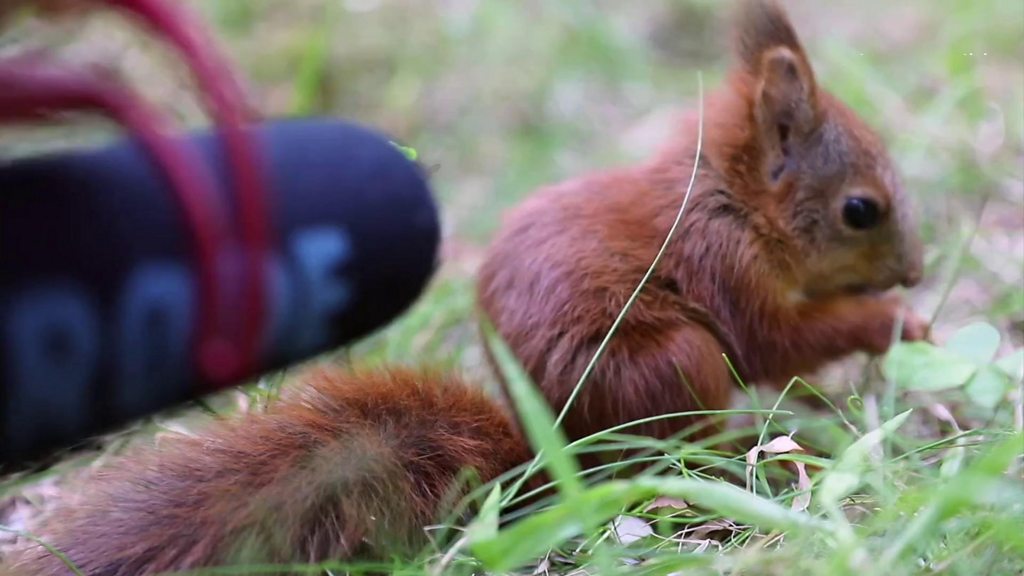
(756, 46, 818, 140)
(734, 0, 807, 72)
(734, 0, 820, 180)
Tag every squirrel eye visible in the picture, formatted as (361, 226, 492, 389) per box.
(842, 197, 881, 230)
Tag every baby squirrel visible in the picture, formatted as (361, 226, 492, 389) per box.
(7, 1, 925, 574)
(478, 0, 926, 445)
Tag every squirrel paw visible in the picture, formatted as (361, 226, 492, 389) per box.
(856, 294, 929, 354)
(898, 308, 930, 342)
(878, 293, 930, 346)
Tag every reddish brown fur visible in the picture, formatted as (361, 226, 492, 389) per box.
(477, 0, 927, 446)
(7, 367, 530, 575)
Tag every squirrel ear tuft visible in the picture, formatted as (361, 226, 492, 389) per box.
(733, 0, 819, 126)
(734, 1, 821, 181)
(733, 0, 806, 74)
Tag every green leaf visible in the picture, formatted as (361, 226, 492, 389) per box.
(819, 409, 912, 507)
(995, 348, 1024, 382)
(964, 366, 1012, 408)
(939, 445, 966, 478)
(945, 321, 1001, 364)
(883, 341, 976, 391)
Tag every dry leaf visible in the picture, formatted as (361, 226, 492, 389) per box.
(744, 435, 812, 511)
(611, 515, 653, 545)
(760, 435, 805, 454)
(531, 554, 551, 575)
(928, 403, 961, 431)
(235, 390, 251, 413)
(643, 496, 689, 513)
(687, 518, 739, 541)
(791, 461, 812, 512)
(746, 433, 806, 488)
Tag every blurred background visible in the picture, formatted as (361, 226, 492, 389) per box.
(0, 0, 1021, 558)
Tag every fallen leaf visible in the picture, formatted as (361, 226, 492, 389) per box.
(610, 515, 653, 545)
(790, 462, 812, 512)
(643, 496, 689, 513)
(687, 518, 739, 540)
(745, 434, 805, 488)
(531, 554, 551, 575)
(760, 435, 804, 455)
(927, 403, 961, 431)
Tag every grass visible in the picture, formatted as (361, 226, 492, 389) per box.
(1, 1, 1022, 575)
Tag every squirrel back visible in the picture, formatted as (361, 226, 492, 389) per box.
(7, 367, 530, 575)
(477, 0, 926, 445)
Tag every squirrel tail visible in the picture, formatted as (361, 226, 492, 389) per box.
(7, 366, 530, 576)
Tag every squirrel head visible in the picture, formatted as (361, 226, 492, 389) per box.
(724, 0, 923, 298)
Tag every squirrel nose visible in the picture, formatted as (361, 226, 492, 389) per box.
(900, 241, 924, 288)
(901, 265, 922, 288)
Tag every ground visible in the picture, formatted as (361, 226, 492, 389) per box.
(0, 1, 1022, 575)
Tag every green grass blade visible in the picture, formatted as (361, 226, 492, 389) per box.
(480, 321, 582, 495)
(472, 476, 826, 571)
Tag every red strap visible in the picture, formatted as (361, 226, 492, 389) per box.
(2, 0, 273, 384)
(109, 0, 272, 383)
(0, 56, 233, 383)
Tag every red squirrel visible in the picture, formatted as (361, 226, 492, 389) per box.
(7, 1, 925, 574)
(477, 0, 926, 446)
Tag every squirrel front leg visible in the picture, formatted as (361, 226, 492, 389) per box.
(752, 293, 928, 381)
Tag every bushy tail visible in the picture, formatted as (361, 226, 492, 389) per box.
(7, 367, 530, 576)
